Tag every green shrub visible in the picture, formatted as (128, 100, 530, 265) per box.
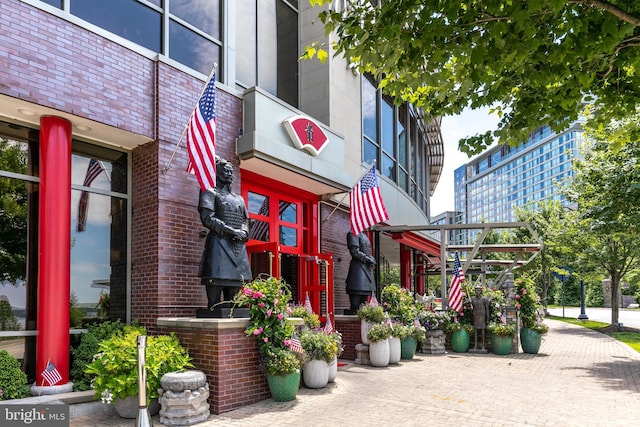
(0, 350, 30, 400)
(70, 319, 126, 391)
(288, 306, 320, 329)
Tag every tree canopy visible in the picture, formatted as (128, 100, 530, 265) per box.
(308, 0, 640, 155)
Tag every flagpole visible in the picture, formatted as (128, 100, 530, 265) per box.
(162, 63, 218, 175)
(323, 160, 376, 223)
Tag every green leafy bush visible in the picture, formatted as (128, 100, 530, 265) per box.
(70, 319, 126, 391)
(381, 285, 418, 325)
(288, 305, 320, 329)
(300, 329, 339, 363)
(367, 323, 392, 342)
(357, 304, 386, 323)
(488, 322, 516, 337)
(0, 350, 30, 400)
(85, 325, 193, 404)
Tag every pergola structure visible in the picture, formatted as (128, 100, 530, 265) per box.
(372, 222, 543, 308)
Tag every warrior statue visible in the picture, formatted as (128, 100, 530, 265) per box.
(345, 231, 377, 313)
(198, 157, 252, 310)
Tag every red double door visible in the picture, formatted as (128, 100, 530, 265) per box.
(242, 172, 333, 323)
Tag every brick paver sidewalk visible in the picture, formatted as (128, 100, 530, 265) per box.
(72, 319, 640, 427)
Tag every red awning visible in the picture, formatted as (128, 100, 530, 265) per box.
(390, 232, 440, 256)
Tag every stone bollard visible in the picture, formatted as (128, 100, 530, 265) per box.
(354, 343, 370, 365)
(159, 370, 210, 426)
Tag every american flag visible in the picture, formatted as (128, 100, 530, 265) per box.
(349, 166, 389, 235)
(368, 294, 379, 307)
(41, 361, 62, 386)
(413, 317, 422, 329)
(449, 252, 465, 313)
(186, 70, 217, 191)
(77, 159, 103, 232)
(304, 292, 313, 313)
(289, 332, 304, 353)
(500, 312, 507, 324)
(323, 316, 334, 333)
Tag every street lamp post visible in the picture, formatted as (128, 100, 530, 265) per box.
(578, 277, 589, 320)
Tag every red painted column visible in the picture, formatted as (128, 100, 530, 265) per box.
(415, 254, 425, 295)
(37, 116, 72, 386)
(400, 245, 411, 290)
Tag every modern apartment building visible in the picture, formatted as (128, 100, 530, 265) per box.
(0, 0, 443, 389)
(453, 121, 583, 243)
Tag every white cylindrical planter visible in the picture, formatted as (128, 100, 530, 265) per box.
(389, 337, 401, 364)
(361, 320, 371, 344)
(369, 339, 390, 367)
(303, 359, 329, 389)
(327, 356, 338, 383)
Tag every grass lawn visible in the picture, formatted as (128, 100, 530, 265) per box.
(547, 315, 640, 352)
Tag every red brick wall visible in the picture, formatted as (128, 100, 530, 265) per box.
(157, 322, 270, 414)
(320, 205, 351, 314)
(335, 315, 361, 360)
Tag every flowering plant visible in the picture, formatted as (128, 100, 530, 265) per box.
(381, 285, 418, 325)
(299, 329, 340, 363)
(417, 309, 451, 331)
(514, 275, 545, 329)
(289, 305, 321, 329)
(366, 323, 392, 342)
(445, 311, 474, 334)
(232, 276, 302, 375)
(357, 304, 386, 323)
(487, 322, 516, 337)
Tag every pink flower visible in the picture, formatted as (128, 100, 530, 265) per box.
(284, 339, 291, 346)
(274, 298, 278, 305)
(516, 294, 521, 299)
(253, 290, 263, 298)
(516, 303, 521, 309)
(278, 313, 284, 320)
(259, 302, 265, 308)
(243, 287, 253, 296)
(263, 337, 269, 343)
(522, 290, 527, 295)
(287, 307, 292, 315)
(266, 309, 272, 317)
(253, 327, 263, 335)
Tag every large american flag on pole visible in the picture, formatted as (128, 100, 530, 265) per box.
(186, 70, 217, 191)
(349, 166, 389, 236)
(449, 252, 465, 313)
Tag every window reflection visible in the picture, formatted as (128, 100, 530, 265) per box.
(170, 0, 221, 38)
(71, 0, 161, 52)
(170, 20, 220, 76)
(279, 226, 297, 247)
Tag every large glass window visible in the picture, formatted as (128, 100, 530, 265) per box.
(237, 0, 299, 106)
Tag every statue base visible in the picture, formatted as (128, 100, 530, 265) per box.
(196, 306, 249, 318)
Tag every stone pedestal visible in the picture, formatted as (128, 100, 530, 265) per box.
(159, 370, 210, 426)
(421, 330, 446, 354)
(354, 343, 370, 365)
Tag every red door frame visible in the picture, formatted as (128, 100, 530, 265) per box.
(241, 171, 333, 322)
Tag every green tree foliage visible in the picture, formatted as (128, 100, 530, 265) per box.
(0, 297, 21, 331)
(0, 139, 28, 285)
(563, 137, 640, 325)
(308, 1, 640, 154)
(0, 350, 29, 400)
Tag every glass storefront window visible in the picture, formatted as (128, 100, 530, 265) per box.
(279, 225, 297, 247)
(169, 20, 220, 76)
(170, 0, 221, 38)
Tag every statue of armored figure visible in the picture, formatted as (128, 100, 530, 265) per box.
(197, 157, 252, 315)
(345, 231, 376, 313)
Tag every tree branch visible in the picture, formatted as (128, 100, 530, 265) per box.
(569, 0, 640, 27)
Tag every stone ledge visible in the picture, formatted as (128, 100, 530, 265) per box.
(157, 317, 303, 330)
(0, 390, 96, 406)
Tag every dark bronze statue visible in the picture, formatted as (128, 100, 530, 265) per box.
(345, 231, 376, 313)
(198, 157, 252, 310)
(471, 286, 490, 350)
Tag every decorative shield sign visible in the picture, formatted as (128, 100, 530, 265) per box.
(282, 115, 329, 156)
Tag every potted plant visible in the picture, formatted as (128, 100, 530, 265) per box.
(381, 285, 418, 325)
(367, 323, 392, 367)
(232, 276, 303, 401)
(515, 275, 548, 354)
(446, 312, 474, 353)
(487, 322, 516, 355)
(417, 309, 450, 354)
(289, 305, 321, 330)
(400, 324, 425, 360)
(299, 329, 339, 388)
(85, 325, 193, 418)
(357, 303, 386, 344)
(327, 331, 344, 383)
(388, 322, 406, 364)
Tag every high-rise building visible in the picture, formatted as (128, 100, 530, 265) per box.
(453, 121, 583, 243)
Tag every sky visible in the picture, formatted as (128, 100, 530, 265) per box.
(429, 107, 501, 218)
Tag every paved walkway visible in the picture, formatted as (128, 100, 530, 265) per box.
(72, 319, 640, 427)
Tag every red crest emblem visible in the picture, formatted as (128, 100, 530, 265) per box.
(282, 115, 329, 156)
